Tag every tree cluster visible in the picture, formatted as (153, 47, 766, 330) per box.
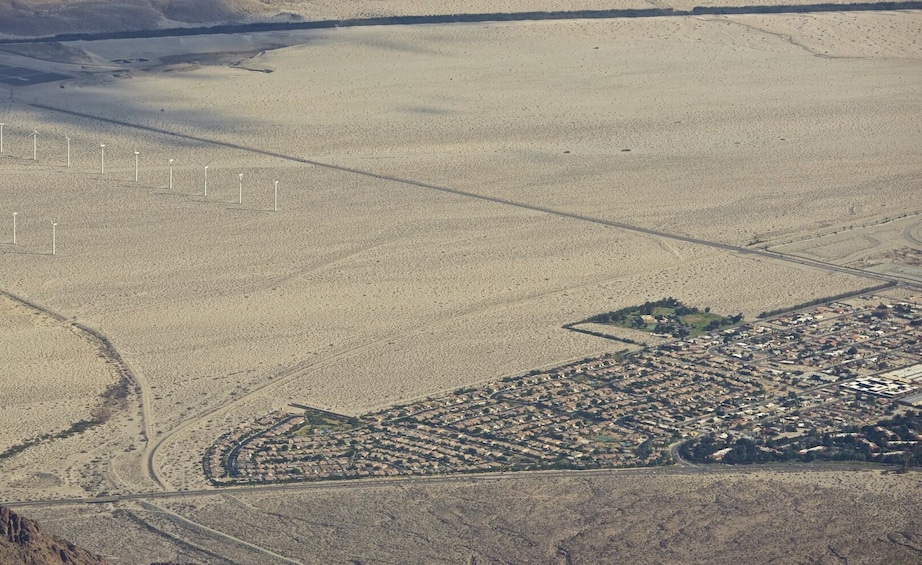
(679, 410, 922, 468)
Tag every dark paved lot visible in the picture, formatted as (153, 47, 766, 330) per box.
(0, 63, 70, 86)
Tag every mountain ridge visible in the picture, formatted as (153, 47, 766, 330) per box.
(1, 505, 109, 565)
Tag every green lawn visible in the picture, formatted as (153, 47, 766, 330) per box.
(292, 411, 360, 436)
(584, 298, 741, 339)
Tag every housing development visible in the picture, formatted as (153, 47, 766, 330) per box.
(205, 291, 922, 484)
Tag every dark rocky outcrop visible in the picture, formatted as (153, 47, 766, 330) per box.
(1, 506, 109, 565)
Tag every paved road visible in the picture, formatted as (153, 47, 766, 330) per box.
(6, 461, 898, 510)
(3, 2, 922, 45)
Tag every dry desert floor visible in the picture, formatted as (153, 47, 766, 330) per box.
(1, 7, 921, 563)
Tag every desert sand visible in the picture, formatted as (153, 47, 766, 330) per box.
(0, 293, 113, 454)
(0, 5, 920, 563)
(0, 0, 881, 38)
(20, 467, 922, 564)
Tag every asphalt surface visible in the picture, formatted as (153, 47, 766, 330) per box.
(1, 2, 921, 44)
(6, 460, 898, 510)
(0, 63, 70, 86)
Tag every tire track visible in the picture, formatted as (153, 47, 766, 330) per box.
(93, 239, 396, 317)
(118, 507, 239, 565)
(0, 289, 163, 489)
(903, 220, 922, 247)
(98, 216, 548, 318)
(138, 500, 303, 565)
(705, 16, 847, 60)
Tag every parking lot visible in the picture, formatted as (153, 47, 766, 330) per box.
(0, 63, 70, 86)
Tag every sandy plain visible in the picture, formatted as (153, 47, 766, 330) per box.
(0, 0, 882, 39)
(2, 0, 664, 40)
(22, 468, 922, 564)
(0, 6, 920, 563)
(0, 293, 109, 453)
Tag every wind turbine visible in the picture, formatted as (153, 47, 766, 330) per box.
(31, 130, 38, 161)
(65, 134, 71, 167)
(12, 212, 16, 245)
(169, 159, 174, 190)
(274, 180, 279, 212)
(203, 165, 208, 197)
(51, 222, 57, 256)
(134, 150, 140, 182)
(100, 144, 105, 174)
(238, 173, 243, 205)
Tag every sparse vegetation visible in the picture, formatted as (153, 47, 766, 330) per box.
(0, 375, 131, 462)
(0, 419, 100, 462)
(756, 281, 897, 318)
(292, 410, 361, 436)
(680, 410, 922, 468)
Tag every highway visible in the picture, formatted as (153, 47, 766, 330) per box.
(5, 460, 895, 510)
(1, 1, 921, 45)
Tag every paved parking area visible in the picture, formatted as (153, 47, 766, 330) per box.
(0, 63, 70, 86)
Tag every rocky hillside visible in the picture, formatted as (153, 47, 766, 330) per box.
(0, 0, 283, 38)
(1, 506, 109, 565)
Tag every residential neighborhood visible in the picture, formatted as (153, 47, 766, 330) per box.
(205, 291, 922, 484)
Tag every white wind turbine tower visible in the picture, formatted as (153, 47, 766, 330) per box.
(238, 173, 243, 205)
(51, 222, 57, 256)
(65, 134, 71, 167)
(31, 130, 38, 160)
(169, 158, 174, 190)
(0, 123, 4, 153)
(100, 144, 106, 174)
(134, 150, 140, 182)
(12, 212, 16, 245)
(274, 180, 279, 212)
(203, 165, 208, 197)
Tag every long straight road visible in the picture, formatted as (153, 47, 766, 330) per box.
(5, 460, 894, 510)
(27, 101, 922, 292)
